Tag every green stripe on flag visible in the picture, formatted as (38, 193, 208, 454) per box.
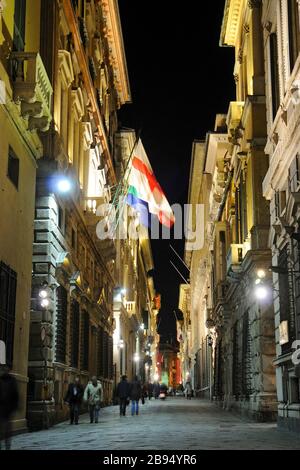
(128, 185, 139, 197)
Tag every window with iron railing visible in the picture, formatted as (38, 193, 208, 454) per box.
(241, 311, 253, 398)
(232, 321, 241, 398)
(278, 245, 295, 352)
(108, 335, 113, 380)
(97, 326, 104, 377)
(71, 300, 80, 368)
(0, 262, 17, 368)
(55, 286, 68, 364)
(81, 311, 89, 371)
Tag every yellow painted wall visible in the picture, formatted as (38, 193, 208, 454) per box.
(25, 0, 41, 52)
(2, 0, 15, 38)
(0, 105, 36, 430)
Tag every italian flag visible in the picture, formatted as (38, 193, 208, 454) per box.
(126, 139, 175, 228)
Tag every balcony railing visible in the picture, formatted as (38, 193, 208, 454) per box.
(226, 244, 244, 274)
(125, 301, 136, 316)
(10, 52, 53, 131)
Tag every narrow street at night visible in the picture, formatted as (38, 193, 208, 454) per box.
(10, 399, 300, 451)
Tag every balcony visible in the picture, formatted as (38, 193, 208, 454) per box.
(10, 52, 53, 131)
(226, 244, 244, 275)
(82, 197, 116, 263)
(125, 301, 136, 316)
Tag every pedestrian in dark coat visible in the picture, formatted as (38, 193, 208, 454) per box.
(116, 375, 130, 416)
(64, 377, 84, 425)
(0, 366, 19, 450)
(129, 376, 142, 416)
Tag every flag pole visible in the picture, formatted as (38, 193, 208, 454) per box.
(108, 128, 142, 236)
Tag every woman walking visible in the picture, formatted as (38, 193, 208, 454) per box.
(84, 376, 103, 423)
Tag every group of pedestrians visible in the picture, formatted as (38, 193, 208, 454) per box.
(64, 376, 103, 424)
(117, 375, 143, 416)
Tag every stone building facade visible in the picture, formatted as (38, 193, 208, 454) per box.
(215, 0, 277, 420)
(262, 0, 300, 432)
(27, 0, 131, 430)
(183, 0, 278, 421)
(0, 0, 52, 433)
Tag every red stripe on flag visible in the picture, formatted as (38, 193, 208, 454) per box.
(132, 157, 165, 196)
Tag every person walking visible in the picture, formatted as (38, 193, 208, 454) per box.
(185, 380, 193, 400)
(153, 381, 160, 399)
(83, 376, 103, 423)
(116, 375, 130, 416)
(147, 382, 153, 400)
(129, 375, 142, 416)
(0, 366, 19, 450)
(64, 376, 84, 425)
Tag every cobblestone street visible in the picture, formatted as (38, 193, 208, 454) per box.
(11, 398, 300, 450)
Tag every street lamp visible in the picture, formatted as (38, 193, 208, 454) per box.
(254, 285, 269, 301)
(38, 282, 51, 310)
(56, 177, 72, 193)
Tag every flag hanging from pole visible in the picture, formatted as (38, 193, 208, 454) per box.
(126, 139, 175, 228)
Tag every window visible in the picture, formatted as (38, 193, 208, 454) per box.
(108, 336, 113, 380)
(288, 0, 300, 73)
(81, 311, 89, 371)
(269, 33, 280, 121)
(58, 205, 64, 231)
(13, 0, 26, 51)
(232, 322, 241, 397)
(278, 245, 296, 351)
(55, 286, 68, 363)
(0, 262, 17, 368)
(7, 147, 19, 190)
(70, 300, 80, 368)
(97, 327, 104, 377)
(71, 228, 76, 249)
(241, 311, 253, 398)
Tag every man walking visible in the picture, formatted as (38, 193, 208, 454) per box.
(64, 376, 84, 425)
(84, 376, 103, 423)
(116, 375, 130, 417)
(129, 375, 142, 416)
(0, 366, 19, 450)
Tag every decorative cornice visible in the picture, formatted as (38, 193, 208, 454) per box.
(100, 0, 131, 105)
(220, 0, 243, 47)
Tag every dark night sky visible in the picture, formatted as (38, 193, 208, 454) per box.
(118, 1, 235, 341)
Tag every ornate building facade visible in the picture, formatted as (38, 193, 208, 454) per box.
(182, 0, 278, 421)
(0, 0, 53, 433)
(27, 0, 131, 429)
(214, 0, 277, 420)
(262, 0, 300, 432)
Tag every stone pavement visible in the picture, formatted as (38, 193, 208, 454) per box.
(10, 398, 300, 450)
